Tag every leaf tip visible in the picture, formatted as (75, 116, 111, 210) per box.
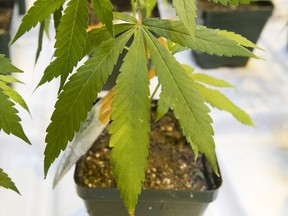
(22, 134, 31, 145)
(14, 187, 21, 195)
(43, 159, 51, 179)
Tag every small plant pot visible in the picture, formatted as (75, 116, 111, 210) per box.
(193, 1, 274, 69)
(74, 105, 222, 216)
(75, 160, 221, 216)
(0, 2, 13, 58)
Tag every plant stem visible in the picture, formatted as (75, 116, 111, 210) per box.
(138, 8, 142, 24)
(131, 0, 136, 18)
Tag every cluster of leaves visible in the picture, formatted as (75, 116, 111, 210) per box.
(12, 0, 258, 214)
(0, 54, 30, 194)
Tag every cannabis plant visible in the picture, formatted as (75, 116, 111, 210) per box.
(12, 0, 258, 215)
(0, 54, 30, 194)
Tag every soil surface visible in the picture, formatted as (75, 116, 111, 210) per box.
(75, 104, 218, 191)
(0, 4, 13, 35)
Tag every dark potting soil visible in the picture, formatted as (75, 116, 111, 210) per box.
(0, 5, 12, 35)
(76, 106, 216, 192)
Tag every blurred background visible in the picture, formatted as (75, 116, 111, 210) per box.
(0, 0, 288, 215)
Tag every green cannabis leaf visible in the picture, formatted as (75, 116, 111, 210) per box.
(143, 28, 218, 174)
(35, 21, 45, 64)
(191, 73, 235, 88)
(92, 0, 114, 37)
(172, 0, 197, 38)
(211, 0, 255, 6)
(38, 0, 89, 89)
(0, 82, 30, 112)
(0, 55, 30, 144)
(166, 39, 188, 54)
(109, 28, 150, 214)
(44, 29, 134, 176)
(11, 0, 65, 44)
(143, 18, 258, 58)
(218, 30, 263, 50)
(0, 168, 20, 194)
(146, 0, 158, 18)
(0, 75, 22, 84)
(0, 91, 30, 144)
(53, 6, 63, 31)
(156, 91, 170, 121)
(0, 54, 22, 75)
(0, 56, 30, 195)
(195, 83, 254, 126)
(113, 12, 137, 24)
(85, 24, 134, 55)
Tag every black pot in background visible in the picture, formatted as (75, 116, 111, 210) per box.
(17, 0, 26, 14)
(0, 0, 25, 14)
(193, 1, 274, 69)
(74, 155, 222, 216)
(0, 2, 14, 58)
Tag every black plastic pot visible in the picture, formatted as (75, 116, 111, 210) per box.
(75, 156, 221, 216)
(193, 1, 274, 69)
(0, 2, 13, 58)
(17, 0, 26, 14)
(0, 0, 25, 14)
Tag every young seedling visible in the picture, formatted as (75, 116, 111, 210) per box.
(12, 0, 259, 214)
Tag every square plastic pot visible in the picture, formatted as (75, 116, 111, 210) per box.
(193, 1, 274, 69)
(74, 156, 222, 216)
